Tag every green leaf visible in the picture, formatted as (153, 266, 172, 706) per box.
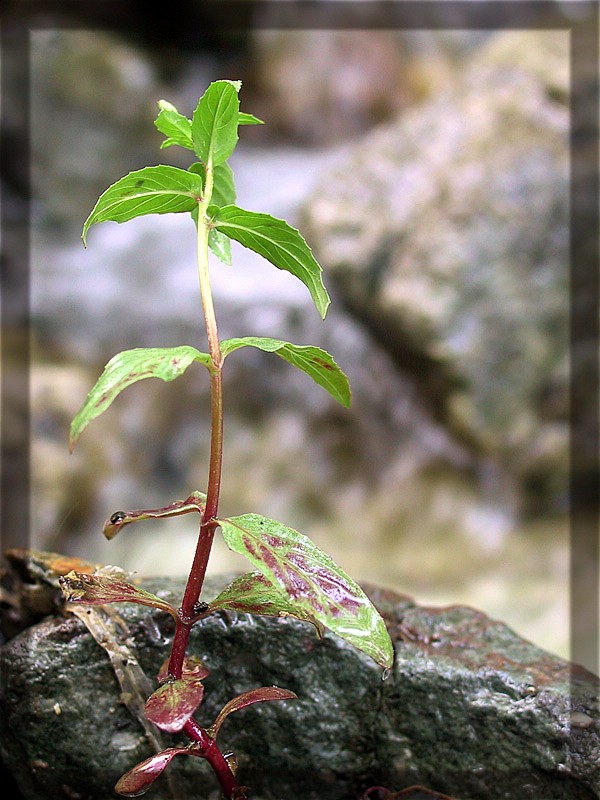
(238, 111, 264, 126)
(69, 346, 211, 451)
(154, 100, 194, 151)
(208, 687, 297, 739)
(144, 676, 205, 732)
(208, 229, 232, 265)
(191, 80, 240, 166)
(216, 514, 394, 669)
(220, 337, 351, 407)
(82, 166, 203, 244)
(103, 492, 207, 540)
(211, 205, 330, 318)
(209, 571, 325, 637)
(59, 570, 178, 620)
(211, 162, 237, 207)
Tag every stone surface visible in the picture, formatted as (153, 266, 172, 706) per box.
(1, 574, 598, 800)
(301, 30, 570, 516)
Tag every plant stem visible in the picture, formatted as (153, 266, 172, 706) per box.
(165, 181, 239, 797)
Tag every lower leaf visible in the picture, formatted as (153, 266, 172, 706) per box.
(216, 514, 394, 669)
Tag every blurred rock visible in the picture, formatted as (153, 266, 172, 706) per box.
(247, 31, 484, 144)
(1, 574, 598, 800)
(302, 31, 570, 515)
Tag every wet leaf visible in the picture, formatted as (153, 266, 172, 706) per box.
(59, 571, 178, 620)
(103, 492, 206, 540)
(216, 514, 394, 668)
(70, 346, 211, 450)
(221, 337, 351, 407)
(208, 571, 325, 638)
(208, 686, 297, 739)
(211, 205, 330, 318)
(154, 100, 194, 151)
(191, 80, 240, 166)
(82, 166, 203, 244)
(144, 676, 205, 733)
(115, 747, 197, 797)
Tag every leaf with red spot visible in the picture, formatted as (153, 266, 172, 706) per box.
(58, 570, 178, 620)
(69, 346, 212, 451)
(115, 746, 199, 797)
(208, 571, 325, 637)
(208, 686, 297, 739)
(144, 676, 206, 733)
(216, 514, 394, 669)
(220, 337, 351, 407)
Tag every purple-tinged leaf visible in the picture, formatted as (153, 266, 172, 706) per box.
(157, 655, 209, 684)
(209, 571, 325, 638)
(217, 514, 394, 669)
(103, 491, 206, 539)
(208, 686, 297, 739)
(115, 746, 198, 797)
(144, 676, 205, 733)
(70, 347, 212, 451)
(59, 571, 178, 620)
(220, 337, 351, 408)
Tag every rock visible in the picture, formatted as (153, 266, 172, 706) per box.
(1, 574, 598, 800)
(301, 31, 570, 516)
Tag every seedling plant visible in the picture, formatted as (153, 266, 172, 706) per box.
(59, 80, 394, 799)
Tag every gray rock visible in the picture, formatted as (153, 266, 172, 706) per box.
(302, 31, 570, 515)
(1, 574, 598, 800)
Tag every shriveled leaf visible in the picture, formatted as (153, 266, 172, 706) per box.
(144, 676, 205, 733)
(59, 571, 178, 619)
(82, 166, 202, 244)
(211, 205, 330, 318)
(209, 571, 325, 637)
(238, 112, 264, 125)
(217, 514, 394, 669)
(208, 686, 297, 739)
(103, 492, 206, 540)
(221, 337, 351, 407)
(115, 747, 196, 797)
(157, 655, 210, 684)
(70, 346, 211, 450)
(154, 100, 194, 151)
(191, 80, 240, 166)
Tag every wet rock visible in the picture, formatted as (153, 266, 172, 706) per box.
(302, 31, 570, 515)
(1, 575, 598, 800)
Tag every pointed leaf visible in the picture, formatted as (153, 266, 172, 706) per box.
(69, 346, 211, 450)
(209, 571, 325, 637)
(82, 166, 203, 244)
(103, 492, 206, 540)
(154, 100, 194, 151)
(144, 676, 205, 732)
(59, 570, 178, 619)
(191, 80, 240, 166)
(221, 337, 351, 407)
(211, 205, 330, 318)
(217, 514, 394, 669)
(238, 111, 264, 126)
(208, 687, 297, 739)
(115, 747, 197, 797)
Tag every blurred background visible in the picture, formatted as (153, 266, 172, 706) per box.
(10, 8, 582, 663)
